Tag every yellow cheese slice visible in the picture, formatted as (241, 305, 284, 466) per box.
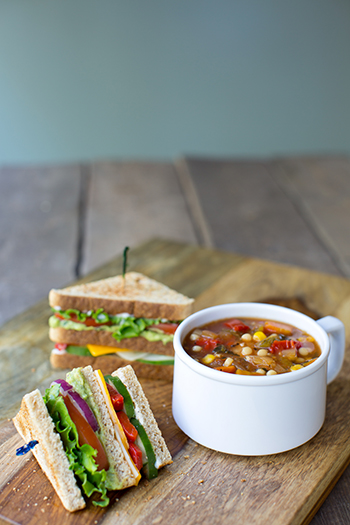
(94, 369, 141, 484)
(87, 344, 129, 357)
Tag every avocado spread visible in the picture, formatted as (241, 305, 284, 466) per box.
(49, 315, 174, 345)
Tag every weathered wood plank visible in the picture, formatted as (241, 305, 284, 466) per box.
(0, 165, 81, 326)
(269, 157, 350, 278)
(311, 466, 350, 524)
(82, 162, 198, 274)
(178, 157, 340, 275)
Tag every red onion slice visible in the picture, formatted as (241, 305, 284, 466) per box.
(51, 379, 99, 432)
(67, 390, 99, 432)
(52, 379, 73, 392)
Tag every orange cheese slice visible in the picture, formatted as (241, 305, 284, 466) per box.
(94, 369, 141, 484)
(87, 344, 129, 357)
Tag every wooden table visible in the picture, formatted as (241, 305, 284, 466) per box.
(1, 239, 350, 525)
(1, 156, 350, 523)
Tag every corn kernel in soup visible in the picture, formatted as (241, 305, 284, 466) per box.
(182, 317, 321, 376)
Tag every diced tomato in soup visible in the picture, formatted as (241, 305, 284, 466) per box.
(182, 317, 321, 376)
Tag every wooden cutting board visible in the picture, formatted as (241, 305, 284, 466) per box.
(1, 238, 350, 525)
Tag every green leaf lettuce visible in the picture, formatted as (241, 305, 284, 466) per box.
(43, 383, 109, 507)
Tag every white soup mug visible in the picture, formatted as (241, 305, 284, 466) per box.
(172, 303, 345, 455)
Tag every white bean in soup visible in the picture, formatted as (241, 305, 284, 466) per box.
(182, 317, 321, 375)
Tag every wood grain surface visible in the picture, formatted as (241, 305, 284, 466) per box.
(82, 161, 198, 273)
(177, 157, 346, 276)
(1, 239, 350, 525)
(0, 165, 81, 325)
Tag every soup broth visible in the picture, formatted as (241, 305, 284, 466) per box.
(183, 317, 321, 376)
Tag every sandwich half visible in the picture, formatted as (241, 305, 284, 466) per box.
(49, 272, 194, 379)
(13, 365, 172, 512)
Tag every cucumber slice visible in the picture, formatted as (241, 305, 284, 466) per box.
(104, 375, 158, 479)
(104, 375, 135, 419)
(131, 417, 158, 480)
(66, 345, 92, 356)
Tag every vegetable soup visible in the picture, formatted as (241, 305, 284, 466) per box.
(182, 317, 321, 376)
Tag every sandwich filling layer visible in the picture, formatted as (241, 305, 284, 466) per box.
(53, 344, 175, 365)
(49, 307, 178, 345)
(66, 367, 141, 491)
(43, 382, 110, 507)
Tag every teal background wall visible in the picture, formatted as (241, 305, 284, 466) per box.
(0, 0, 349, 165)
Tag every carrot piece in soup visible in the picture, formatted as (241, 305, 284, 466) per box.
(264, 321, 293, 335)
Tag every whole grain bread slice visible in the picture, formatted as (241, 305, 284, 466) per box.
(49, 272, 194, 320)
(13, 390, 86, 512)
(112, 365, 172, 469)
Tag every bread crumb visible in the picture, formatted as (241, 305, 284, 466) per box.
(241, 479, 246, 483)
(198, 480, 204, 484)
(184, 455, 190, 459)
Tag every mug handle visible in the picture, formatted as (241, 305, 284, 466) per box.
(316, 316, 345, 384)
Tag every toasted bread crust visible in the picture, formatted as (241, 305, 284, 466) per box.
(50, 351, 173, 381)
(12, 390, 86, 512)
(49, 326, 174, 355)
(49, 272, 194, 320)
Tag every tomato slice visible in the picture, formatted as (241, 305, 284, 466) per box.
(106, 383, 124, 411)
(128, 442, 143, 471)
(117, 411, 138, 443)
(223, 319, 250, 332)
(54, 343, 67, 351)
(149, 323, 178, 334)
(62, 394, 109, 471)
(55, 313, 68, 321)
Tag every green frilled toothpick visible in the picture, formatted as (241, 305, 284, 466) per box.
(122, 246, 129, 290)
